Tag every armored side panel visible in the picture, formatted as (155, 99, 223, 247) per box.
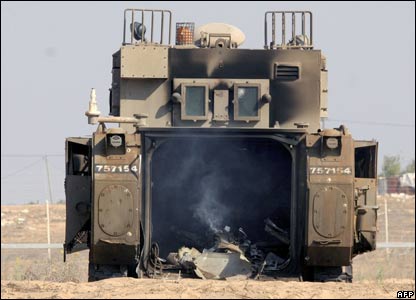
(110, 51, 121, 116)
(90, 129, 141, 265)
(305, 129, 355, 266)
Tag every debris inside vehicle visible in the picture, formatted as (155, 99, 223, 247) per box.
(147, 225, 290, 280)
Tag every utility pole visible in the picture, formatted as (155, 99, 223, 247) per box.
(44, 155, 53, 263)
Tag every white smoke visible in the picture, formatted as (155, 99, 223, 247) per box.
(192, 173, 230, 232)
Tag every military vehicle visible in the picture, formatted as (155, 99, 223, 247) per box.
(64, 8, 378, 282)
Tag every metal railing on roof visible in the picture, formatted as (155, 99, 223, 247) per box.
(264, 11, 313, 50)
(123, 9, 172, 45)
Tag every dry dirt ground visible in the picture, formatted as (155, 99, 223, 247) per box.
(1, 278, 415, 299)
(1, 195, 415, 299)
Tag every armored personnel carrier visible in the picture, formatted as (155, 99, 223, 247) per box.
(64, 8, 378, 282)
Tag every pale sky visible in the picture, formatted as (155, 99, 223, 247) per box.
(1, 1, 415, 204)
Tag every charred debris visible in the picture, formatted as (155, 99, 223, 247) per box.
(144, 220, 291, 280)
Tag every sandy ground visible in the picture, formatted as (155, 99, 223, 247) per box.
(1, 204, 65, 243)
(1, 278, 415, 299)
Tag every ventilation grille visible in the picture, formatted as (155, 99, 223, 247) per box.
(275, 65, 299, 80)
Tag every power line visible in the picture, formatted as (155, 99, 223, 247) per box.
(326, 119, 415, 128)
(1, 158, 44, 180)
(46, 159, 65, 173)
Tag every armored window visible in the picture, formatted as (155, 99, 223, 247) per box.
(233, 84, 260, 121)
(181, 84, 209, 120)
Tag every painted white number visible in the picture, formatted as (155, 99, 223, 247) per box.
(342, 167, 352, 175)
(310, 166, 352, 175)
(95, 164, 139, 173)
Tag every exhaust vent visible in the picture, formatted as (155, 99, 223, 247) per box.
(275, 65, 299, 80)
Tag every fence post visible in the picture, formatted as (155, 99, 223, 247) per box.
(44, 155, 53, 264)
(45, 198, 51, 262)
(384, 196, 389, 243)
(44, 155, 53, 204)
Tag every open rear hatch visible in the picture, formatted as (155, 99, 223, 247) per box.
(139, 128, 306, 279)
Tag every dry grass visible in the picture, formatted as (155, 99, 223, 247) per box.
(0, 249, 88, 282)
(1, 204, 65, 243)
